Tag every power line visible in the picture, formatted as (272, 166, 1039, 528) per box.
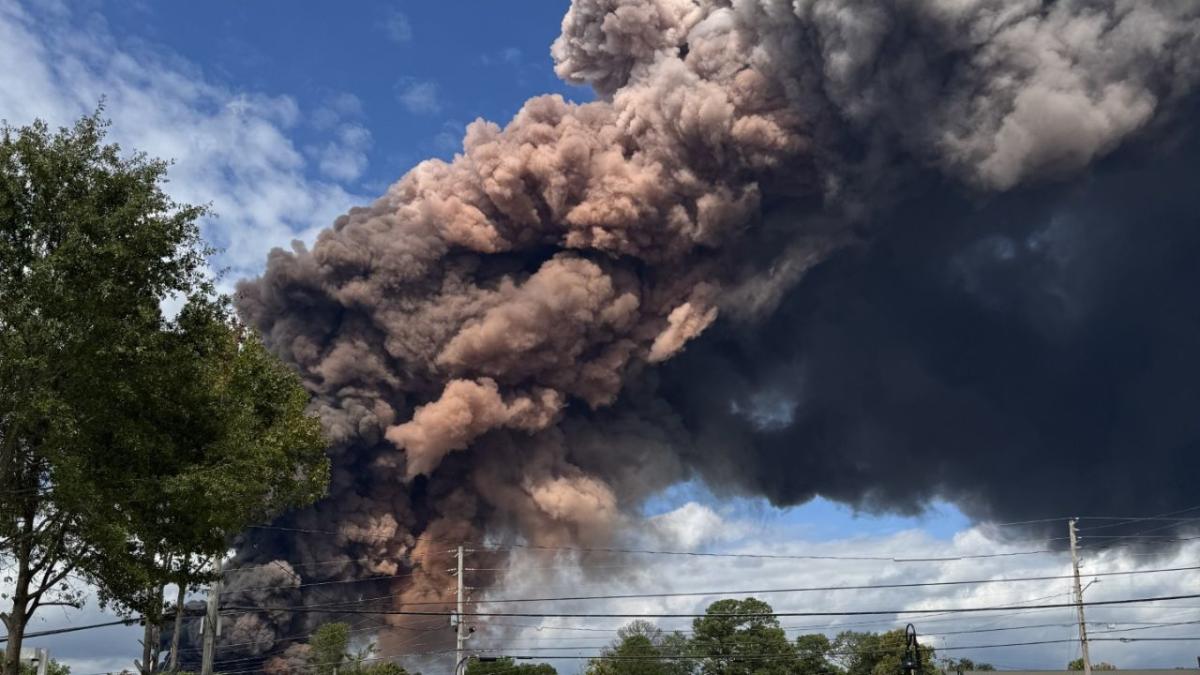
(0, 618, 137, 644)
(1075, 504, 1200, 533)
(467, 542, 1058, 563)
(220, 570, 419, 594)
(435, 562, 1200, 606)
(208, 572, 1082, 617)
(469, 617, 1200, 644)
(223, 555, 412, 574)
(6, 565, 1164, 645)
(447, 634, 1200, 659)
(220, 590, 1200, 619)
(475, 588, 1083, 635)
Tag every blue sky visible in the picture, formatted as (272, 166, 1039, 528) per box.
(94, 0, 592, 192)
(2, 1, 1197, 671)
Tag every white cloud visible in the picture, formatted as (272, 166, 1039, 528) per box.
(646, 502, 735, 550)
(317, 123, 372, 182)
(481, 47, 524, 67)
(311, 91, 364, 131)
(396, 78, 441, 115)
(0, 0, 368, 287)
(470, 522, 1200, 673)
(381, 8, 412, 44)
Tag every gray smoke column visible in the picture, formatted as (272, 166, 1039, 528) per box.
(231, 0, 1200, 663)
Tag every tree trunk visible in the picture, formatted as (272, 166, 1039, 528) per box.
(168, 575, 186, 672)
(140, 621, 161, 675)
(140, 581, 165, 675)
(2, 581, 29, 675)
(1, 603, 27, 675)
(2, 501, 35, 675)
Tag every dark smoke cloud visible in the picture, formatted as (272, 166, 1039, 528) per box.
(663, 124, 1200, 524)
(227, 0, 1200, 665)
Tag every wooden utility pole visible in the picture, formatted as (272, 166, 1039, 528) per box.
(455, 545, 466, 674)
(1069, 519, 1093, 675)
(200, 557, 222, 675)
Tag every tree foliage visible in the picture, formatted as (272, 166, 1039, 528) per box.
(0, 109, 207, 675)
(19, 659, 70, 675)
(796, 633, 836, 673)
(310, 622, 351, 675)
(586, 620, 693, 675)
(830, 629, 937, 675)
(0, 111, 328, 674)
(940, 658, 996, 672)
(466, 657, 556, 674)
(358, 665, 414, 675)
(1069, 659, 1117, 671)
(688, 598, 799, 675)
(585, 598, 998, 675)
(306, 623, 416, 675)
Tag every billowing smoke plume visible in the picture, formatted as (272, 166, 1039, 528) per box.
(222, 0, 1200, 666)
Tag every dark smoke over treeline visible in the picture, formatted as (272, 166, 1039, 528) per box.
(214, 0, 1200, 667)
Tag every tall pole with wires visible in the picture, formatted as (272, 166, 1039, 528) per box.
(200, 556, 222, 675)
(455, 545, 466, 675)
(1069, 518, 1093, 675)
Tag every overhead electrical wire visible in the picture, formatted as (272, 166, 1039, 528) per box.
(465, 542, 1059, 562)
(0, 618, 137, 644)
(403, 562, 1200, 606)
(9, 576, 1170, 643)
(464, 617, 1200, 645)
(219, 590, 1200, 618)
(26, 511, 1200, 669)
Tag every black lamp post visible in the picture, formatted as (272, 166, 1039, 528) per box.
(900, 624, 923, 675)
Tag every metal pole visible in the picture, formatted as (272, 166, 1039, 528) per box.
(1069, 519, 1093, 675)
(455, 545, 466, 675)
(200, 556, 222, 675)
(34, 648, 48, 675)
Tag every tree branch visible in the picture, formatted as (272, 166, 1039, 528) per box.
(31, 601, 78, 609)
(27, 517, 67, 578)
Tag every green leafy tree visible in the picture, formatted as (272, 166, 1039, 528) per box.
(832, 629, 935, 675)
(98, 298, 328, 672)
(19, 658, 70, 675)
(939, 657, 995, 672)
(465, 657, 556, 674)
(302, 631, 415, 675)
(795, 633, 836, 673)
(0, 111, 328, 675)
(689, 598, 799, 675)
(355, 664, 412, 675)
(1069, 659, 1116, 671)
(0, 111, 210, 675)
(311, 622, 352, 675)
(340, 642, 414, 675)
(659, 631, 697, 675)
(587, 621, 694, 675)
